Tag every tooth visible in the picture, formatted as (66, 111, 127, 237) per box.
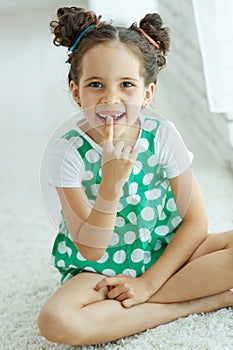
(98, 113, 107, 119)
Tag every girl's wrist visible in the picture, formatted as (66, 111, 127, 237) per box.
(96, 183, 121, 214)
(139, 274, 160, 297)
(99, 180, 122, 201)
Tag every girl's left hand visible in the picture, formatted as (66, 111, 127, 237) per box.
(94, 274, 151, 308)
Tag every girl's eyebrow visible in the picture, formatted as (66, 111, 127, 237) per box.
(121, 77, 140, 82)
(83, 76, 140, 83)
(84, 76, 102, 82)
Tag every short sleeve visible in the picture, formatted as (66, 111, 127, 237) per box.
(46, 138, 84, 187)
(154, 121, 194, 178)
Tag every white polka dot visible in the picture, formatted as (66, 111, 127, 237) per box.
(117, 202, 123, 211)
(161, 181, 168, 189)
(113, 250, 126, 264)
(76, 251, 86, 261)
(115, 216, 125, 227)
(83, 170, 94, 181)
(127, 212, 138, 225)
(124, 231, 136, 244)
(138, 138, 149, 152)
(133, 161, 142, 175)
(102, 269, 116, 277)
(99, 168, 102, 177)
(57, 260, 65, 267)
(157, 205, 163, 217)
(97, 251, 109, 263)
(131, 248, 144, 263)
(139, 228, 151, 242)
(154, 225, 170, 236)
(58, 241, 72, 257)
(143, 119, 158, 131)
(84, 267, 96, 272)
(69, 264, 78, 268)
(154, 240, 162, 251)
(142, 173, 154, 185)
(159, 212, 166, 220)
(171, 216, 182, 227)
(141, 266, 145, 274)
(91, 184, 99, 196)
(166, 198, 177, 212)
(71, 136, 83, 148)
(145, 188, 161, 200)
(165, 233, 174, 244)
(122, 269, 137, 278)
(144, 251, 152, 264)
(141, 207, 155, 221)
(129, 182, 138, 195)
(126, 195, 140, 205)
(85, 149, 100, 163)
(148, 154, 158, 167)
(58, 241, 67, 254)
(109, 232, 119, 246)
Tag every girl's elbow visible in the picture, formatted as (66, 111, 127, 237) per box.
(73, 241, 106, 261)
(195, 218, 208, 242)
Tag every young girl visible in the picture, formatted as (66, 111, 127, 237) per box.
(38, 7, 233, 346)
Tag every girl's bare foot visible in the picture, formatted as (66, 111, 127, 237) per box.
(182, 290, 233, 316)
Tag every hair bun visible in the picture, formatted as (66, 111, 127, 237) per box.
(50, 7, 101, 49)
(140, 13, 170, 55)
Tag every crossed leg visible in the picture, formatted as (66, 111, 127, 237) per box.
(38, 230, 233, 346)
(149, 229, 233, 303)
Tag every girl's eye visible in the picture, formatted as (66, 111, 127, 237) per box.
(121, 81, 134, 88)
(88, 82, 102, 88)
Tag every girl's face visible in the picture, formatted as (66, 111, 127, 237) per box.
(70, 41, 155, 144)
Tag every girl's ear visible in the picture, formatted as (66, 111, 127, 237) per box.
(70, 80, 81, 106)
(142, 83, 155, 108)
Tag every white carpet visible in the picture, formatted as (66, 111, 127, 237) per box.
(0, 204, 233, 350)
(1, 166, 233, 350)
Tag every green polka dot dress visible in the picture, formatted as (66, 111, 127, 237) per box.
(52, 117, 184, 284)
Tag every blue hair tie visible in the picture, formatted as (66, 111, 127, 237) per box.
(68, 24, 96, 53)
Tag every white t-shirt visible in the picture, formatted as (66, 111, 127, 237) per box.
(46, 117, 193, 188)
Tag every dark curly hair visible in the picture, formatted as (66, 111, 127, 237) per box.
(50, 7, 170, 87)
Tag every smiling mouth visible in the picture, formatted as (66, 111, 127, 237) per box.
(96, 111, 126, 123)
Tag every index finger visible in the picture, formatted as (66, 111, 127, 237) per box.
(104, 116, 113, 144)
(94, 276, 119, 291)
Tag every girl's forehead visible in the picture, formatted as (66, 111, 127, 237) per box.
(84, 41, 139, 60)
(81, 43, 141, 79)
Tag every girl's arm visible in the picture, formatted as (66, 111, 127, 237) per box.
(94, 168, 208, 307)
(140, 167, 208, 296)
(56, 183, 120, 261)
(56, 118, 138, 261)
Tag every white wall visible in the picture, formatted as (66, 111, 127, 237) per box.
(88, 0, 158, 25)
(153, 0, 233, 170)
(0, 1, 87, 209)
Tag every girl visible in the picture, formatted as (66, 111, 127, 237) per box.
(38, 7, 233, 346)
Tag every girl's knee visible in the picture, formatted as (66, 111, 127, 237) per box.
(225, 229, 233, 248)
(37, 302, 85, 346)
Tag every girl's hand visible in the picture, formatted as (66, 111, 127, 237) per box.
(94, 274, 151, 308)
(101, 117, 138, 195)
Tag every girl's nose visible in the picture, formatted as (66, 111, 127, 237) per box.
(100, 89, 121, 104)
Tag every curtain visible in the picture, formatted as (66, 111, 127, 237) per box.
(192, 0, 233, 114)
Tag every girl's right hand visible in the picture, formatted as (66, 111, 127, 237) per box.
(101, 117, 138, 196)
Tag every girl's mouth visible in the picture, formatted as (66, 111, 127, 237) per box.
(96, 111, 126, 124)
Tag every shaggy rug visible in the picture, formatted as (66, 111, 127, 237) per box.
(1, 161, 233, 350)
(1, 203, 233, 350)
